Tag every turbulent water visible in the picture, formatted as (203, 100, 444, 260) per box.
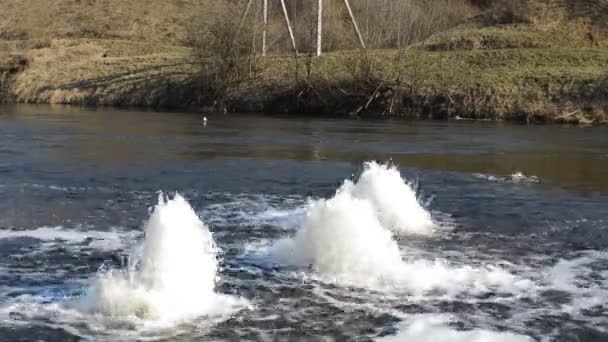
(79, 193, 248, 325)
(0, 105, 607, 341)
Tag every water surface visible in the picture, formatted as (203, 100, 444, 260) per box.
(0, 104, 607, 341)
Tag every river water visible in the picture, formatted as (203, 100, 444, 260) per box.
(0, 104, 607, 341)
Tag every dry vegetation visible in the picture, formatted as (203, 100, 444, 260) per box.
(11, 39, 196, 107)
(1, 0, 607, 122)
(0, 0, 476, 50)
(0, 0, 198, 43)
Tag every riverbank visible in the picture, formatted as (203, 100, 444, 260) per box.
(1, 30, 607, 123)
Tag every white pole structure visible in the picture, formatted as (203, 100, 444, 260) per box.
(237, 0, 254, 35)
(316, 0, 323, 56)
(397, 0, 402, 49)
(280, 0, 298, 54)
(262, 0, 268, 56)
(343, 0, 366, 49)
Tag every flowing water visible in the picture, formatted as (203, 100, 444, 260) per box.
(0, 104, 607, 341)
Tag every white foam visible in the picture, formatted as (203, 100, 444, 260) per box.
(472, 173, 500, 182)
(78, 193, 248, 323)
(0, 226, 139, 251)
(252, 207, 306, 230)
(473, 172, 540, 184)
(548, 251, 608, 315)
(378, 315, 533, 342)
(509, 172, 540, 183)
(345, 162, 434, 235)
(201, 193, 306, 230)
(273, 190, 405, 288)
(271, 179, 530, 294)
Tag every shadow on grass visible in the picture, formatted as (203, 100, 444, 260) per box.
(559, 0, 608, 23)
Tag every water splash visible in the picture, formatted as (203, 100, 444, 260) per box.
(78, 193, 248, 323)
(271, 162, 530, 293)
(473, 172, 540, 184)
(272, 189, 405, 288)
(378, 314, 533, 342)
(509, 172, 540, 183)
(344, 162, 434, 235)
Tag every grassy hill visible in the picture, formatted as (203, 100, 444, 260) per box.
(1, 0, 607, 123)
(0, 0, 198, 43)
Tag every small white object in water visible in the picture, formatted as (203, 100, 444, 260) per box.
(510, 172, 540, 183)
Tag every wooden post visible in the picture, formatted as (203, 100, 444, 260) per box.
(280, 0, 298, 54)
(262, 0, 268, 56)
(317, 0, 323, 56)
(343, 0, 366, 49)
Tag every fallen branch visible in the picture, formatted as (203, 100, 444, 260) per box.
(364, 81, 384, 110)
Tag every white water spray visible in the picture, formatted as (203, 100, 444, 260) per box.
(344, 162, 434, 235)
(273, 189, 406, 287)
(272, 162, 531, 293)
(79, 193, 246, 323)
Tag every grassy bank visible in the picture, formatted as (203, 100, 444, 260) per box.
(2, 0, 608, 123)
(6, 39, 197, 107)
(2, 37, 606, 123)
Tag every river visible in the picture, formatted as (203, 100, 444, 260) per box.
(0, 104, 607, 341)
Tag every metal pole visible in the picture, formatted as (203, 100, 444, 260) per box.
(236, 0, 254, 37)
(280, 0, 298, 54)
(262, 0, 268, 56)
(343, 0, 366, 49)
(397, 0, 402, 49)
(317, 0, 323, 56)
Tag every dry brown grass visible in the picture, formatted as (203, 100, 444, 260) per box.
(4, 36, 607, 122)
(0, 0, 480, 52)
(11, 39, 195, 106)
(1, 0, 607, 122)
(0, 0, 199, 44)
(420, 0, 608, 51)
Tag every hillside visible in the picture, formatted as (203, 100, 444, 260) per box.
(0, 0, 198, 43)
(1, 0, 607, 123)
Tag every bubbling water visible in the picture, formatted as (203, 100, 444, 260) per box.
(273, 189, 405, 288)
(344, 162, 434, 235)
(272, 162, 532, 294)
(378, 315, 534, 342)
(79, 193, 247, 323)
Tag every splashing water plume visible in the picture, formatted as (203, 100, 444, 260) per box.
(273, 189, 405, 287)
(273, 162, 531, 294)
(345, 162, 434, 235)
(79, 193, 247, 323)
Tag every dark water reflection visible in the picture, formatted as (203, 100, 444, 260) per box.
(2, 104, 606, 192)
